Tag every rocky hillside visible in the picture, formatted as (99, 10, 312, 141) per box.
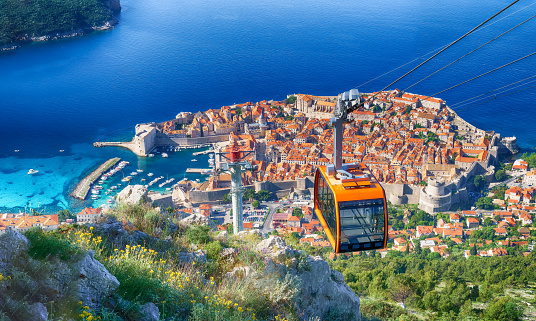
(0, 204, 360, 321)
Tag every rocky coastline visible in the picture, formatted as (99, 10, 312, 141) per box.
(0, 0, 121, 52)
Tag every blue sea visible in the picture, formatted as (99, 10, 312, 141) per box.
(1, 0, 536, 214)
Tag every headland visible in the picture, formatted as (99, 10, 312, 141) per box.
(94, 90, 518, 212)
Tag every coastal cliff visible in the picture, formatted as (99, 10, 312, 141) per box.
(0, 0, 121, 51)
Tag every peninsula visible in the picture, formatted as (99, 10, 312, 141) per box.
(0, 0, 121, 51)
(95, 90, 519, 212)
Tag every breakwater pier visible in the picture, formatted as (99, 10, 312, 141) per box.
(186, 168, 213, 174)
(71, 158, 120, 200)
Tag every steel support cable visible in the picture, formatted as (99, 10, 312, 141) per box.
(456, 83, 536, 112)
(351, 0, 521, 112)
(452, 78, 536, 108)
(355, 0, 536, 92)
(404, 13, 536, 92)
(450, 74, 536, 107)
(431, 51, 536, 97)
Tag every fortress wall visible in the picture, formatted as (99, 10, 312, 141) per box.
(255, 180, 297, 193)
(155, 134, 229, 146)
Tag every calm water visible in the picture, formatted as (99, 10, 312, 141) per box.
(1, 0, 535, 213)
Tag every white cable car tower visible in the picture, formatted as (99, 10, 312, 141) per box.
(218, 140, 253, 234)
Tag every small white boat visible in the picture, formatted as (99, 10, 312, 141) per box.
(191, 159, 198, 162)
(59, 150, 65, 152)
(162, 153, 169, 158)
(14, 150, 20, 152)
(107, 199, 114, 203)
(137, 169, 143, 173)
(27, 169, 39, 175)
(148, 154, 154, 157)
(147, 173, 154, 177)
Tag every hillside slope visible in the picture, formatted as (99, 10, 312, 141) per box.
(0, 206, 360, 320)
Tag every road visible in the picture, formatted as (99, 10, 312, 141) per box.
(260, 202, 283, 233)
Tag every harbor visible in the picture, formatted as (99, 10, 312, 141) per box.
(70, 157, 120, 200)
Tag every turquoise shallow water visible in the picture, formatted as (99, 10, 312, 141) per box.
(1, 0, 536, 213)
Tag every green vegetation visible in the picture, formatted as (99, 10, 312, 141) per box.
(331, 252, 535, 320)
(1, 205, 303, 320)
(285, 95, 297, 104)
(285, 115, 294, 121)
(292, 207, 303, 218)
(495, 169, 507, 182)
(404, 105, 412, 114)
(373, 105, 382, 113)
(0, 0, 116, 46)
(388, 204, 433, 230)
(252, 200, 260, 208)
(58, 209, 76, 222)
(475, 197, 497, 210)
(521, 152, 536, 169)
(473, 175, 485, 191)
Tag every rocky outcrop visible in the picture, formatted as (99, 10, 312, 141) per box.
(180, 213, 217, 230)
(0, 230, 29, 274)
(231, 235, 361, 320)
(75, 250, 120, 311)
(117, 185, 148, 205)
(0, 231, 118, 319)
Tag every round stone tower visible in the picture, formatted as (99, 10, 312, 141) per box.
(419, 178, 452, 213)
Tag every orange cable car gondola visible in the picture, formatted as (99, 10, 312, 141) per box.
(314, 89, 388, 253)
(314, 163, 387, 253)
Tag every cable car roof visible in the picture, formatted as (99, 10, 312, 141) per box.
(318, 163, 385, 203)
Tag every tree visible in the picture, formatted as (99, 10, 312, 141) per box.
(482, 297, 524, 321)
(483, 217, 493, 227)
(57, 209, 74, 222)
(473, 175, 485, 191)
(243, 189, 256, 201)
(256, 190, 272, 201)
(495, 169, 507, 182)
(470, 244, 477, 256)
(222, 193, 232, 203)
(373, 105, 382, 113)
(285, 115, 294, 121)
(476, 197, 495, 210)
(252, 200, 260, 208)
(293, 207, 303, 217)
(404, 105, 412, 114)
(286, 95, 297, 104)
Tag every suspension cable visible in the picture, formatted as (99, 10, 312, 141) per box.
(404, 13, 536, 92)
(355, 0, 536, 91)
(456, 83, 536, 112)
(349, 0, 521, 112)
(450, 74, 536, 107)
(431, 51, 536, 97)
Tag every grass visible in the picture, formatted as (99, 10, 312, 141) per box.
(0, 200, 316, 320)
(5, 207, 300, 320)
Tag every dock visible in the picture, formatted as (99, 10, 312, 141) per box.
(192, 149, 213, 156)
(186, 168, 213, 174)
(71, 158, 120, 200)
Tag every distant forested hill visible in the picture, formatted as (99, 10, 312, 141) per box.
(0, 0, 119, 46)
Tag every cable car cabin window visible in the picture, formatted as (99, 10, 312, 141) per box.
(339, 199, 385, 251)
(316, 173, 337, 238)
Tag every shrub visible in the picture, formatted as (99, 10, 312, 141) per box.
(25, 227, 83, 261)
(186, 225, 211, 245)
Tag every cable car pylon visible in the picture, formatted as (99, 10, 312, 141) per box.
(314, 89, 388, 253)
(217, 139, 254, 234)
